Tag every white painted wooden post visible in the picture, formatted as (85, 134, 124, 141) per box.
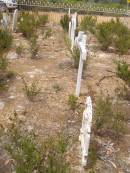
(75, 34, 87, 97)
(2, 12, 8, 30)
(70, 13, 77, 51)
(69, 21, 71, 37)
(68, 8, 71, 17)
(12, 9, 18, 32)
(79, 96, 93, 167)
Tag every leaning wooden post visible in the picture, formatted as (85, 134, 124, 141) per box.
(75, 34, 87, 97)
(12, 9, 18, 32)
(2, 12, 8, 30)
(70, 13, 77, 51)
(79, 96, 93, 166)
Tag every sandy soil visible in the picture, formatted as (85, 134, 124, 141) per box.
(0, 22, 130, 173)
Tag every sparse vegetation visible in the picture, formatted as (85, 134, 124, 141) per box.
(53, 83, 62, 93)
(0, 55, 8, 71)
(72, 46, 80, 68)
(96, 19, 130, 53)
(87, 141, 99, 169)
(116, 61, 130, 83)
(22, 78, 41, 101)
(38, 14, 48, 27)
(3, 112, 70, 173)
(60, 14, 70, 32)
(18, 12, 36, 39)
(0, 29, 12, 52)
(68, 94, 78, 111)
(30, 35, 39, 59)
(80, 16, 97, 34)
(44, 28, 52, 39)
(16, 44, 23, 56)
(94, 96, 125, 140)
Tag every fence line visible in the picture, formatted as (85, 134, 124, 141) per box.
(29, 11, 130, 26)
(17, 1, 128, 16)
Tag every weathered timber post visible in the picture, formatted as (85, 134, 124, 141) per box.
(79, 96, 93, 166)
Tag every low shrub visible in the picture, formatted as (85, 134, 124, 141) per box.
(6, 70, 16, 79)
(44, 28, 52, 39)
(3, 112, 70, 173)
(96, 19, 130, 53)
(30, 35, 39, 59)
(16, 44, 23, 56)
(72, 46, 80, 69)
(38, 14, 48, 27)
(80, 16, 97, 34)
(94, 96, 125, 140)
(60, 14, 70, 32)
(96, 20, 114, 50)
(68, 94, 78, 111)
(22, 78, 41, 101)
(116, 61, 130, 82)
(53, 83, 62, 93)
(0, 29, 12, 52)
(18, 13, 37, 39)
(0, 55, 8, 71)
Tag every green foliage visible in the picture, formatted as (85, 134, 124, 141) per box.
(22, 78, 41, 101)
(80, 16, 97, 34)
(6, 70, 16, 79)
(95, 96, 113, 130)
(16, 44, 23, 56)
(0, 56, 8, 71)
(96, 19, 130, 53)
(38, 14, 48, 27)
(72, 46, 80, 69)
(94, 96, 125, 140)
(88, 142, 99, 169)
(30, 35, 39, 59)
(18, 13, 38, 39)
(44, 28, 52, 39)
(60, 14, 70, 32)
(53, 83, 62, 93)
(0, 29, 12, 52)
(119, 86, 130, 101)
(96, 21, 113, 50)
(68, 94, 78, 111)
(116, 61, 130, 82)
(4, 112, 70, 173)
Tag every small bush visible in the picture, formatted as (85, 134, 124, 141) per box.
(18, 13, 37, 39)
(22, 78, 41, 101)
(80, 16, 97, 34)
(72, 46, 80, 68)
(94, 96, 125, 140)
(96, 21, 113, 50)
(16, 44, 23, 56)
(30, 35, 39, 59)
(44, 28, 52, 39)
(87, 141, 99, 169)
(0, 55, 8, 71)
(38, 14, 48, 27)
(119, 86, 130, 101)
(68, 94, 78, 111)
(96, 19, 130, 53)
(4, 112, 70, 173)
(53, 83, 62, 93)
(60, 14, 70, 32)
(6, 70, 15, 79)
(116, 61, 130, 82)
(0, 29, 12, 52)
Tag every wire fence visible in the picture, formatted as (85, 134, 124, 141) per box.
(17, 1, 128, 16)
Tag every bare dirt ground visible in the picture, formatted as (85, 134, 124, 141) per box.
(0, 22, 130, 173)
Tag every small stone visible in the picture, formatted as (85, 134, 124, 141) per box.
(6, 51, 18, 60)
(0, 101, 5, 110)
